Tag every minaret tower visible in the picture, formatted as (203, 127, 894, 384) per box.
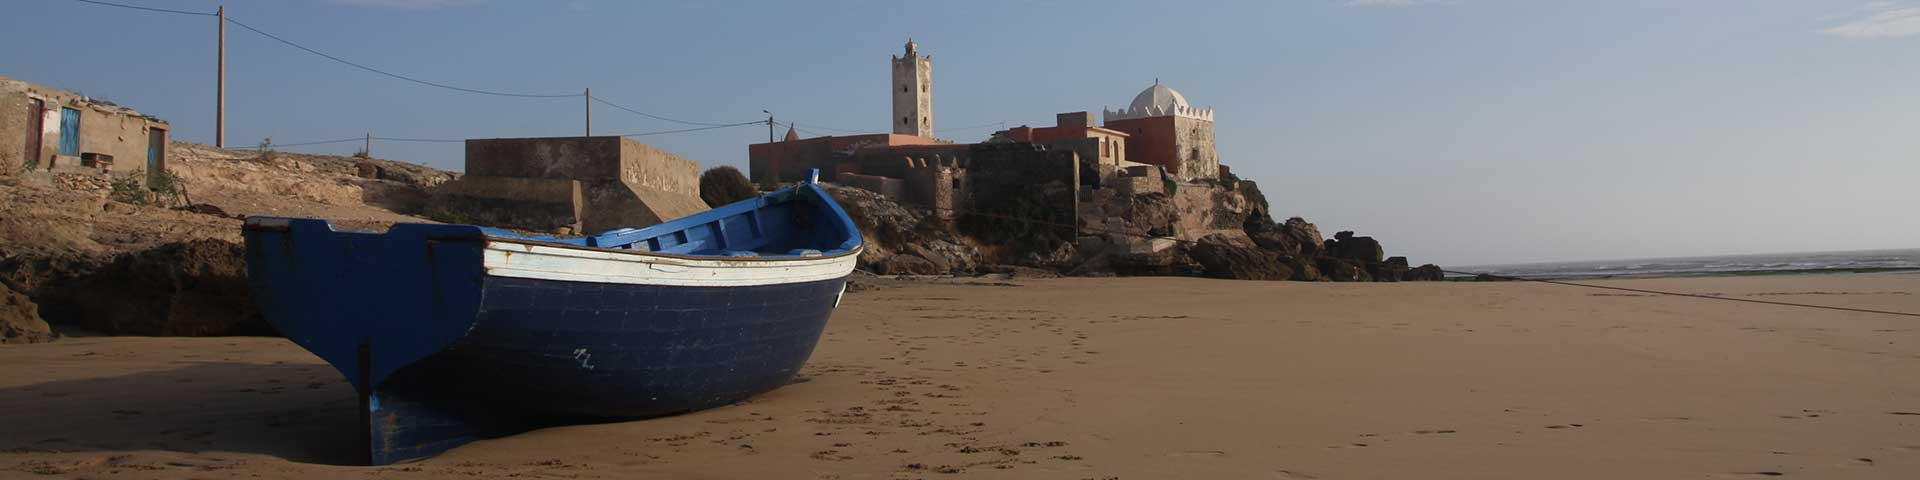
(891, 38, 933, 137)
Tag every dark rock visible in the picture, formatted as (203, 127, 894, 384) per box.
(1278, 256, 1325, 281)
(1107, 248, 1200, 277)
(178, 203, 235, 219)
(68, 239, 268, 336)
(0, 283, 52, 344)
(1407, 264, 1445, 281)
(1190, 234, 1290, 281)
(1316, 257, 1371, 282)
(1367, 256, 1410, 282)
(1284, 217, 1323, 257)
(906, 243, 952, 273)
(1326, 231, 1385, 264)
(875, 254, 939, 276)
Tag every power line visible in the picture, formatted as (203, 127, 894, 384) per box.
(615, 122, 762, 138)
(792, 122, 869, 134)
(220, 17, 580, 99)
(231, 137, 363, 149)
(373, 136, 464, 143)
(589, 95, 739, 127)
(936, 121, 1007, 133)
(72, 0, 213, 16)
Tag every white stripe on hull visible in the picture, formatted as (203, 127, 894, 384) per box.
(481, 241, 858, 287)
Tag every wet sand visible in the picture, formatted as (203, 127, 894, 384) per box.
(3, 274, 1917, 479)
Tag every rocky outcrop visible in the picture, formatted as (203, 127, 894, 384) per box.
(69, 239, 265, 336)
(826, 185, 980, 275)
(1325, 231, 1384, 265)
(1407, 264, 1446, 281)
(1316, 257, 1371, 282)
(1190, 234, 1290, 281)
(0, 283, 51, 344)
(9, 239, 269, 336)
(827, 172, 1443, 283)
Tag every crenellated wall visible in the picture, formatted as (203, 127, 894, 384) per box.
(1103, 103, 1214, 123)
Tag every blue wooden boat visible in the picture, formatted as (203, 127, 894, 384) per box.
(242, 175, 861, 465)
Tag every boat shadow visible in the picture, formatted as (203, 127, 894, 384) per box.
(0, 360, 363, 465)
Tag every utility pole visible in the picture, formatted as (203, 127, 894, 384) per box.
(363, 132, 371, 157)
(584, 88, 591, 137)
(764, 110, 774, 143)
(216, 5, 225, 148)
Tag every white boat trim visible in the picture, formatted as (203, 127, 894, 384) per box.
(482, 241, 858, 287)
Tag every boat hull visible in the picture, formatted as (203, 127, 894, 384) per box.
(243, 182, 863, 465)
(367, 274, 845, 464)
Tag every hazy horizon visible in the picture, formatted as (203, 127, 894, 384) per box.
(5, 0, 1916, 266)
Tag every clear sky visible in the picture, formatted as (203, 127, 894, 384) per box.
(5, 0, 1917, 266)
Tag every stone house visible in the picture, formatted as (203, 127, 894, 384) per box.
(429, 136, 709, 234)
(1, 76, 170, 184)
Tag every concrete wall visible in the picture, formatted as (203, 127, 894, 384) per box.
(1, 76, 169, 178)
(465, 137, 623, 180)
(429, 176, 584, 232)
(618, 139, 699, 197)
(452, 136, 706, 233)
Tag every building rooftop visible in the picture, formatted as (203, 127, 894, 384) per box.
(1129, 81, 1189, 112)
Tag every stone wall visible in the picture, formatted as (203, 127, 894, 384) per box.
(445, 136, 706, 233)
(428, 176, 583, 232)
(957, 145, 1080, 253)
(1, 76, 169, 179)
(840, 172, 906, 202)
(1173, 116, 1220, 181)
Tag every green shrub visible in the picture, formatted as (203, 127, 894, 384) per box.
(699, 166, 758, 208)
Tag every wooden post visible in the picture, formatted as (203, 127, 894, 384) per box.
(356, 342, 372, 466)
(584, 88, 591, 137)
(216, 5, 225, 148)
(364, 132, 371, 157)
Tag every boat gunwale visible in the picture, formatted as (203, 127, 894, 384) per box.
(481, 236, 863, 264)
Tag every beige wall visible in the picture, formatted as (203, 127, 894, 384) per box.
(617, 138, 698, 197)
(1, 77, 169, 177)
(452, 135, 706, 233)
(1172, 116, 1219, 181)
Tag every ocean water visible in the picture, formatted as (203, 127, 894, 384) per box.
(1454, 248, 1920, 280)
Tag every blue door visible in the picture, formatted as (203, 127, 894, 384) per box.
(58, 107, 80, 156)
(148, 128, 166, 184)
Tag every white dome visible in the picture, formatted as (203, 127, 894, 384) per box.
(1129, 82, 1189, 111)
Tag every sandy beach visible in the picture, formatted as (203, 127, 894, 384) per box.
(2, 273, 1916, 479)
